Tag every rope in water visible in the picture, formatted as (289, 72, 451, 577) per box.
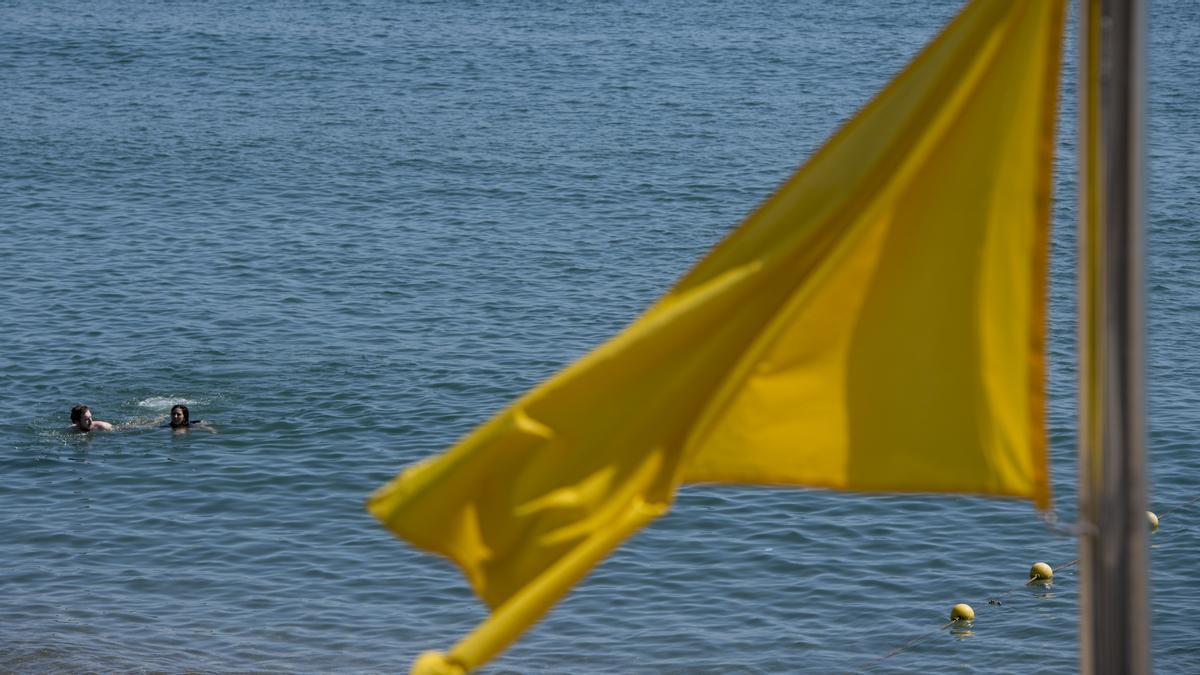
(854, 495, 1196, 672)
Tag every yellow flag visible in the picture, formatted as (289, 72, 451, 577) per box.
(368, 0, 1064, 671)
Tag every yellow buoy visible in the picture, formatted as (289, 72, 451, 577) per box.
(1029, 561, 1053, 582)
(950, 603, 975, 621)
(1147, 511, 1159, 532)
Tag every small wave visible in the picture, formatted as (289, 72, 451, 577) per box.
(137, 396, 200, 410)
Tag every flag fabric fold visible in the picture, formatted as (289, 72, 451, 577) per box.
(367, 0, 1065, 670)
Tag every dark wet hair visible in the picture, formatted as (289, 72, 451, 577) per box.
(70, 404, 91, 425)
(170, 404, 190, 428)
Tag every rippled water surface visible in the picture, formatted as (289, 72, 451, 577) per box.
(2, 1, 1198, 672)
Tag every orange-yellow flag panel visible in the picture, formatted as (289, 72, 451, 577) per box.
(368, 0, 1063, 670)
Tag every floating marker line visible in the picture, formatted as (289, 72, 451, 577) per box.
(852, 491, 1196, 672)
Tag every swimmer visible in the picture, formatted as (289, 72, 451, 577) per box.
(68, 405, 114, 433)
(167, 404, 215, 432)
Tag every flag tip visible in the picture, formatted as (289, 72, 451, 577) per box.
(411, 651, 467, 675)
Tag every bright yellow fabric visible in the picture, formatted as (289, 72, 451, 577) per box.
(680, 0, 1062, 504)
(367, 0, 1064, 671)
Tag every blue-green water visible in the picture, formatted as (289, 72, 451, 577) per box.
(2, 0, 1197, 672)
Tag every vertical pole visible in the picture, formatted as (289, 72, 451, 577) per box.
(1077, 0, 1150, 673)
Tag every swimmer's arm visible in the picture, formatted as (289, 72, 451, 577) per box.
(92, 420, 115, 431)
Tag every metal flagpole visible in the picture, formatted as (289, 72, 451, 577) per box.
(1077, 0, 1150, 673)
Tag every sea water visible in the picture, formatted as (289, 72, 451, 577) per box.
(1, 0, 1197, 672)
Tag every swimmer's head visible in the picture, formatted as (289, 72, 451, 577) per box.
(170, 404, 190, 428)
(71, 404, 93, 431)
